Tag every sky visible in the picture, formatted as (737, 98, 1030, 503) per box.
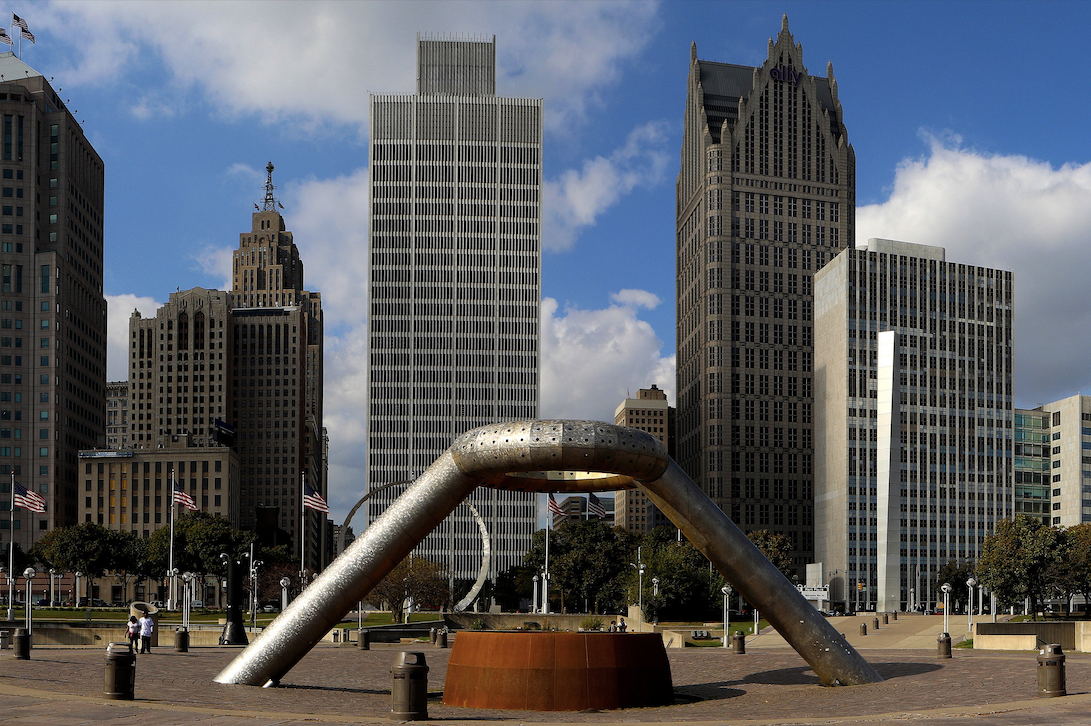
(15, 0, 1091, 519)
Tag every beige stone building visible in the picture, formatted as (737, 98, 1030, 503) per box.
(614, 385, 673, 532)
(814, 238, 1014, 612)
(78, 439, 240, 534)
(106, 381, 129, 448)
(1031, 394, 1091, 526)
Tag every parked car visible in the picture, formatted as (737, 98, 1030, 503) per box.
(260, 602, 279, 613)
(78, 597, 108, 607)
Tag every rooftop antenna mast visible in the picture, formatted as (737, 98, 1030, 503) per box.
(262, 161, 280, 212)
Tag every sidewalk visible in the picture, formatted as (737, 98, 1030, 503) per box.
(748, 613, 979, 650)
(0, 642, 1088, 724)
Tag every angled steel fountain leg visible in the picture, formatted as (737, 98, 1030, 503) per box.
(640, 460, 881, 686)
(214, 451, 476, 686)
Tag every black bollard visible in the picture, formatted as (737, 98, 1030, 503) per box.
(937, 632, 952, 659)
(732, 630, 746, 654)
(1037, 644, 1066, 697)
(12, 627, 29, 659)
(391, 651, 429, 720)
(104, 642, 136, 700)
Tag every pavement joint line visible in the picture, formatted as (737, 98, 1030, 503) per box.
(0, 678, 1087, 726)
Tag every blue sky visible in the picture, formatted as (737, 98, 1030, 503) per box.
(18, 1, 1091, 516)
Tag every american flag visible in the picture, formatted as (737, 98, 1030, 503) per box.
(303, 484, 329, 513)
(547, 493, 564, 517)
(12, 15, 32, 43)
(0, 29, 11, 46)
(172, 480, 198, 511)
(587, 492, 607, 520)
(13, 483, 45, 513)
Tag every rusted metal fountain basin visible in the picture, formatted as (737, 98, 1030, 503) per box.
(442, 631, 674, 711)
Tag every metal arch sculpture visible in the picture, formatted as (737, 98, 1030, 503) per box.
(214, 420, 882, 688)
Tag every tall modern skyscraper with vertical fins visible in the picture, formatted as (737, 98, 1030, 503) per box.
(675, 16, 854, 575)
(367, 35, 542, 586)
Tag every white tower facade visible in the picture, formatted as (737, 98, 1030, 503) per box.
(366, 35, 542, 585)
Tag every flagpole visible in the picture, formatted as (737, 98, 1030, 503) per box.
(543, 497, 550, 616)
(168, 469, 176, 611)
(299, 472, 306, 583)
(6, 472, 13, 620)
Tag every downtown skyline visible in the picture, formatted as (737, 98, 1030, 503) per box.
(14, 0, 1091, 520)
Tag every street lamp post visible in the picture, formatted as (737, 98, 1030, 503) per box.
(23, 567, 35, 636)
(180, 572, 194, 631)
(721, 585, 731, 648)
(651, 577, 659, 625)
(74, 571, 82, 608)
(941, 582, 952, 636)
(48, 569, 55, 607)
(250, 560, 263, 630)
(280, 577, 291, 612)
(966, 577, 977, 635)
(531, 575, 539, 614)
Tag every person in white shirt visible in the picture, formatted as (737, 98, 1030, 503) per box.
(138, 614, 154, 653)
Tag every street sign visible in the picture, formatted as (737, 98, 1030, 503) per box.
(797, 585, 829, 598)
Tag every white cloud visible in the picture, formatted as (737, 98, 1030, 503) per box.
(543, 121, 671, 250)
(41, 1, 658, 135)
(611, 288, 661, 309)
(540, 296, 675, 421)
(282, 167, 371, 330)
(857, 136, 1091, 407)
(191, 245, 234, 290)
(105, 294, 161, 381)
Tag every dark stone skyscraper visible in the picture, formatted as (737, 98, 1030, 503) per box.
(675, 17, 854, 574)
(0, 51, 106, 543)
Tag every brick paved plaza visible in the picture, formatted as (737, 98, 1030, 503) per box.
(0, 643, 1090, 724)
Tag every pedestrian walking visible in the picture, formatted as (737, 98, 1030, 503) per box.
(126, 616, 140, 652)
(608, 620, 617, 632)
(138, 612, 154, 653)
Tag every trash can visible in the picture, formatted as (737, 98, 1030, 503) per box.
(0, 629, 10, 649)
(860, 622, 867, 636)
(937, 632, 952, 659)
(882, 613, 889, 625)
(429, 627, 437, 645)
(104, 642, 136, 700)
(892, 611, 898, 621)
(391, 651, 429, 720)
(436, 630, 448, 649)
(1037, 643, 1066, 697)
(12, 627, 29, 659)
(873, 617, 880, 631)
(732, 630, 746, 654)
(358, 629, 370, 650)
(174, 628, 189, 653)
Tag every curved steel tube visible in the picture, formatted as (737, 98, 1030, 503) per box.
(214, 420, 880, 688)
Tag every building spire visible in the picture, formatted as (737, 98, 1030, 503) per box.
(262, 161, 280, 212)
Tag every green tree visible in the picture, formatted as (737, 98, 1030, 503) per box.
(145, 511, 253, 577)
(365, 556, 449, 623)
(105, 529, 147, 603)
(746, 530, 794, 578)
(30, 522, 112, 600)
(977, 515, 1065, 619)
(936, 559, 975, 612)
(1060, 524, 1091, 618)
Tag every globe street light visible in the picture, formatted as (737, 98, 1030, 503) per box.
(940, 582, 952, 636)
(74, 571, 82, 609)
(181, 572, 195, 630)
(628, 561, 645, 631)
(531, 574, 539, 615)
(721, 585, 731, 648)
(22, 567, 35, 635)
(48, 569, 56, 608)
(966, 576, 977, 634)
(250, 560, 264, 630)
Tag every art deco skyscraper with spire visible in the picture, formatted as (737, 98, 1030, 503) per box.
(675, 16, 854, 575)
(366, 35, 542, 586)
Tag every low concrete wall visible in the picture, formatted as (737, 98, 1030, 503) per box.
(443, 613, 606, 632)
(972, 631, 1038, 651)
